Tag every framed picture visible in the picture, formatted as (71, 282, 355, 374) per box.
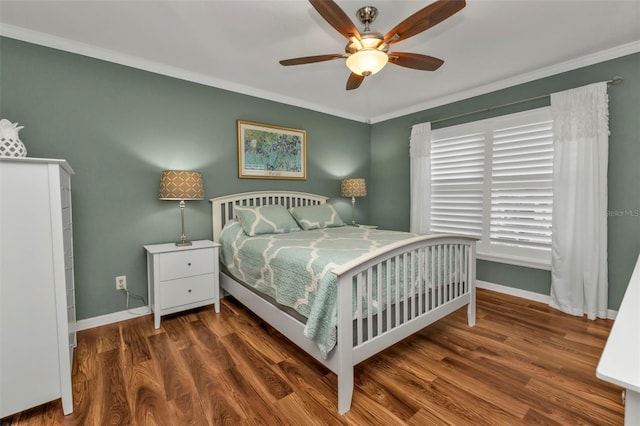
(237, 120, 306, 180)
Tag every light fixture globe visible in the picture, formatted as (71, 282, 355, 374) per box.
(346, 49, 388, 76)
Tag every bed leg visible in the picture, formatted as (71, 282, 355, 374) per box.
(336, 275, 354, 414)
(467, 274, 476, 326)
(337, 369, 354, 415)
(467, 244, 477, 327)
(467, 295, 476, 327)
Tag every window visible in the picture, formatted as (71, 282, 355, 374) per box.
(429, 108, 553, 269)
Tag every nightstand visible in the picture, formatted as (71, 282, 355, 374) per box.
(144, 240, 220, 329)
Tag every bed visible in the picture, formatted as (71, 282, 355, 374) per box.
(210, 190, 477, 414)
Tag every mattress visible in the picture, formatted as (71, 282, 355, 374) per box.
(219, 221, 417, 357)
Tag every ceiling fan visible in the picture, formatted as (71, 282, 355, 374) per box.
(279, 0, 466, 90)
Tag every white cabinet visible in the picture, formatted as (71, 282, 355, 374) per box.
(597, 253, 640, 425)
(144, 240, 220, 329)
(0, 158, 75, 417)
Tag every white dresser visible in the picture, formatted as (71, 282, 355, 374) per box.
(0, 158, 75, 417)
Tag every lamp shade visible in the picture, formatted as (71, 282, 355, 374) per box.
(159, 170, 204, 200)
(340, 178, 367, 198)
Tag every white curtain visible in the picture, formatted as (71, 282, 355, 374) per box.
(550, 82, 609, 319)
(409, 122, 432, 234)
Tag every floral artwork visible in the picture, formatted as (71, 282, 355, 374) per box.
(237, 120, 306, 180)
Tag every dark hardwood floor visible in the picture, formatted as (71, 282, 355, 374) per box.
(2, 289, 623, 425)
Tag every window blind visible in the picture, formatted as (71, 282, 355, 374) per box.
(430, 131, 485, 238)
(428, 107, 554, 268)
(490, 117, 554, 251)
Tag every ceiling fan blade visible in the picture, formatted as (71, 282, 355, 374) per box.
(309, 0, 361, 40)
(346, 73, 365, 90)
(279, 54, 344, 66)
(384, 0, 466, 44)
(388, 52, 444, 71)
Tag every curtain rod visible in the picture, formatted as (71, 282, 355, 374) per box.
(429, 76, 624, 125)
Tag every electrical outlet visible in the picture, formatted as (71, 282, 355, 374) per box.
(116, 275, 127, 290)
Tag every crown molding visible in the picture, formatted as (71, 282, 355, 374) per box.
(1, 23, 637, 125)
(369, 39, 640, 123)
(0, 24, 368, 123)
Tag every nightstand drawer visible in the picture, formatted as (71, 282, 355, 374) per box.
(159, 249, 214, 281)
(160, 274, 215, 309)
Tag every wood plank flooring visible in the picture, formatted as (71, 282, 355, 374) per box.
(2, 289, 624, 425)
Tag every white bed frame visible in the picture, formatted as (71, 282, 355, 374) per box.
(211, 190, 476, 414)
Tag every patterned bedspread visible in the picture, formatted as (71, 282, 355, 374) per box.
(219, 221, 417, 358)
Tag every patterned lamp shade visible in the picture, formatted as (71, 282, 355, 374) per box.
(340, 178, 367, 198)
(159, 170, 204, 200)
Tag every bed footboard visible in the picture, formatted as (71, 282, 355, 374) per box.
(332, 234, 477, 414)
(211, 191, 476, 415)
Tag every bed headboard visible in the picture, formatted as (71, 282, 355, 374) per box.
(210, 190, 328, 242)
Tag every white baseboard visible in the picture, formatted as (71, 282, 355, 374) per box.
(76, 306, 151, 331)
(75, 281, 617, 331)
(476, 280, 617, 320)
(476, 280, 550, 304)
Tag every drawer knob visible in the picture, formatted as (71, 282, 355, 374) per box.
(188, 289, 192, 293)
(188, 262, 192, 266)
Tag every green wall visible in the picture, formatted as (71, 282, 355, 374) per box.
(1, 36, 638, 318)
(0, 37, 370, 319)
(370, 53, 640, 310)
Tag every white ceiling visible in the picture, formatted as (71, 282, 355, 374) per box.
(1, 0, 639, 123)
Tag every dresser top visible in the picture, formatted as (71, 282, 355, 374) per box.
(0, 157, 74, 174)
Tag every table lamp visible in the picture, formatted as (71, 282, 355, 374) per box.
(340, 178, 367, 226)
(159, 170, 204, 246)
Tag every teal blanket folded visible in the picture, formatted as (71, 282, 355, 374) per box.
(219, 221, 416, 358)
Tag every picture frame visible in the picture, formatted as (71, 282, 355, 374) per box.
(237, 120, 306, 180)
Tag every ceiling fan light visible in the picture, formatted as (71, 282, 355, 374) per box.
(346, 49, 388, 76)
(360, 34, 382, 49)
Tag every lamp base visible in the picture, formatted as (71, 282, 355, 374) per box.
(350, 196, 357, 226)
(175, 200, 192, 247)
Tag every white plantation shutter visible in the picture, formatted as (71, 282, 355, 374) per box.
(430, 130, 485, 238)
(490, 111, 553, 252)
(428, 107, 553, 268)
